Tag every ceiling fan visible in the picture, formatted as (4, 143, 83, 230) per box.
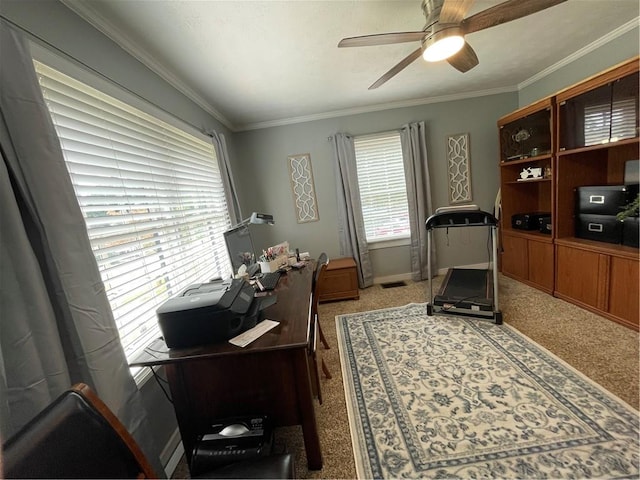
(338, 0, 567, 90)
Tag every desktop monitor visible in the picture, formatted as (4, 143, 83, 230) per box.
(223, 224, 256, 275)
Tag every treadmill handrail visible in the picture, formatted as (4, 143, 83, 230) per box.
(425, 210, 498, 230)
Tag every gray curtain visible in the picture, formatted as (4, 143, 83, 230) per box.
(400, 121, 436, 280)
(331, 133, 373, 288)
(0, 20, 164, 476)
(209, 130, 242, 224)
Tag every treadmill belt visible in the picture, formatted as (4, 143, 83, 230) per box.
(437, 268, 492, 305)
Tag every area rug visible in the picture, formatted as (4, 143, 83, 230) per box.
(336, 303, 639, 479)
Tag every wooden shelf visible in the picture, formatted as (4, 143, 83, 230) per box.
(505, 178, 551, 185)
(555, 236, 639, 260)
(499, 56, 639, 330)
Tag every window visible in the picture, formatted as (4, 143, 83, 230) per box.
(34, 62, 232, 364)
(354, 132, 410, 242)
(584, 98, 637, 146)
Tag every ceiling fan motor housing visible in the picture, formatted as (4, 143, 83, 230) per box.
(421, 0, 446, 26)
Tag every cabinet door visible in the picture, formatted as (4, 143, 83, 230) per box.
(556, 245, 604, 309)
(528, 240, 554, 292)
(608, 256, 639, 328)
(501, 234, 528, 280)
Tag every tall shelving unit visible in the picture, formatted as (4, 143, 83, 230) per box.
(498, 57, 639, 330)
(498, 98, 555, 293)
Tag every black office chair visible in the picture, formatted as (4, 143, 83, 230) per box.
(2, 383, 295, 479)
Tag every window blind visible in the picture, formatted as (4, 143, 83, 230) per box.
(35, 61, 232, 362)
(584, 98, 637, 146)
(354, 132, 410, 242)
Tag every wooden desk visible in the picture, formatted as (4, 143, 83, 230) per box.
(130, 265, 322, 470)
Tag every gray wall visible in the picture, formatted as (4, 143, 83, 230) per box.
(233, 94, 517, 278)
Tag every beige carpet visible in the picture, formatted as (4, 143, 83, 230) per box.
(173, 274, 639, 479)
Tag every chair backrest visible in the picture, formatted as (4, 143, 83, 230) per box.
(313, 253, 329, 290)
(311, 253, 329, 316)
(2, 383, 157, 479)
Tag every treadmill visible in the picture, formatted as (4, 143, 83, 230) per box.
(425, 205, 502, 324)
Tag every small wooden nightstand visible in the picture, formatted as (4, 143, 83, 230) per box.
(318, 257, 359, 302)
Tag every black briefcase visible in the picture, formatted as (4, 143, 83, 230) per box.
(512, 212, 550, 230)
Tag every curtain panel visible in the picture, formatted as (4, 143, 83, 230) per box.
(0, 20, 163, 475)
(209, 130, 242, 225)
(331, 133, 373, 288)
(400, 122, 436, 280)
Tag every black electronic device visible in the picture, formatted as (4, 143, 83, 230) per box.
(190, 415, 273, 475)
(257, 271, 281, 291)
(156, 278, 261, 348)
(224, 224, 257, 276)
(512, 212, 551, 230)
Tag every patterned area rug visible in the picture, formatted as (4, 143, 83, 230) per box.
(336, 303, 639, 479)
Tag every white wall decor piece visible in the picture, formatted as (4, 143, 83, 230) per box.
(287, 153, 319, 223)
(446, 133, 473, 204)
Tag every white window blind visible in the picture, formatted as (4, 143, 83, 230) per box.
(354, 132, 410, 242)
(35, 61, 232, 362)
(584, 98, 637, 146)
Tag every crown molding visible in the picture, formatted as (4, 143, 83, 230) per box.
(236, 85, 517, 131)
(60, 0, 235, 131)
(519, 17, 639, 90)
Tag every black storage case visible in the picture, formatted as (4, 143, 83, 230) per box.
(512, 212, 550, 230)
(622, 217, 639, 248)
(575, 214, 622, 244)
(576, 185, 631, 216)
(538, 215, 552, 234)
(156, 278, 260, 348)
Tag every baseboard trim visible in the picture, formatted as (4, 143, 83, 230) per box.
(374, 263, 492, 284)
(162, 428, 184, 478)
(373, 273, 413, 284)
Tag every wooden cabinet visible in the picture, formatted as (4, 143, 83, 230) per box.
(498, 98, 555, 293)
(556, 242, 639, 330)
(501, 231, 554, 293)
(318, 257, 359, 302)
(499, 57, 639, 330)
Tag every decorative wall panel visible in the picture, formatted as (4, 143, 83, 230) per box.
(287, 153, 319, 223)
(446, 133, 473, 204)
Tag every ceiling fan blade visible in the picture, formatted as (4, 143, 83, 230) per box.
(439, 0, 475, 24)
(447, 42, 479, 73)
(461, 0, 567, 35)
(369, 48, 423, 90)
(338, 31, 426, 48)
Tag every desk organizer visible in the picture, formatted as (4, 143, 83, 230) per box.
(259, 255, 288, 273)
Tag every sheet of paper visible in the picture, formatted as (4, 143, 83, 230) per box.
(229, 319, 280, 347)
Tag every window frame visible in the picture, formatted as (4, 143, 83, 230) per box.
(31, 46, 232, 385)
(353, 131, 411, 245)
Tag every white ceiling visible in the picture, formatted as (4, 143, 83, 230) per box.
(63, 0, 638, 132)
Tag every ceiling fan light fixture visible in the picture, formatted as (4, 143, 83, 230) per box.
(422, 27, 464, 62)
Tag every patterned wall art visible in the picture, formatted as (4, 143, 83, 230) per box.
(446, 132, 473, 204)
(287, 153, 319, 223)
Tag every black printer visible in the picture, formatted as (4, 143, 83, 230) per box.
(156, 278, 262, 349)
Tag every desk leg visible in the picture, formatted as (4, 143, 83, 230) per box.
(293, 348, 323, 470)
